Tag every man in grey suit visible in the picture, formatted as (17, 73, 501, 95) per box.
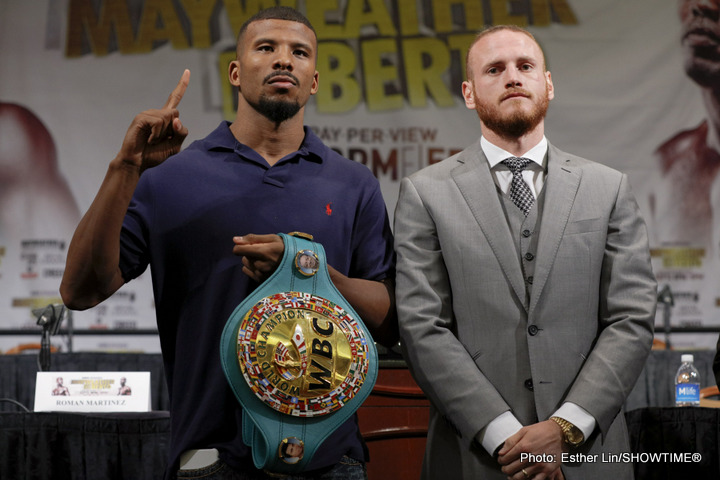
(394, 25, 656, 480)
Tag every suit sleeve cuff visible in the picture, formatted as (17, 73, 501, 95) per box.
(553, 402, 596, 441)
(476, 411, 523, 456)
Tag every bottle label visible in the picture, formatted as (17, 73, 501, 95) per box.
(675, 383, 700, 403)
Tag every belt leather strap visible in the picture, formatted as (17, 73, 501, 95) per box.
(220, 233, 378, 474)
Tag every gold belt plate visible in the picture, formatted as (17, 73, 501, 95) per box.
(237, 291, 372, 417)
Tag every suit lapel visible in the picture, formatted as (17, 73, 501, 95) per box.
(528, 144, 582, 317)
(451, 141, 528, 309)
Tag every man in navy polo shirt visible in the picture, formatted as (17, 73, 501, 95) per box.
(60, 7, 396, 480)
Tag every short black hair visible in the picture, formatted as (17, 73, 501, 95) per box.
(236, 6, 316, 52)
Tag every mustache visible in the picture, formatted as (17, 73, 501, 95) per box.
(501, 88, 532, 101)
(682, 19, 720, 42)
(264, 71, 300, 85)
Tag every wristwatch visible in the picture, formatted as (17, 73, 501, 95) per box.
(550, 416, 584, 447)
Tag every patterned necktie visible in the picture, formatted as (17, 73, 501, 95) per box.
(502, 157, 535, 216)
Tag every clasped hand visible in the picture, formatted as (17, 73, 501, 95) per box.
(497, 420, 566, 480)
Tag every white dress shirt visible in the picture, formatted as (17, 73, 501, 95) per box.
(481, 135, 547, 197)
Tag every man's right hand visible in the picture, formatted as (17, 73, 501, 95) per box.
(498, 420, 566, 480)
(116, 69, 190, 172)
(60, 69, 191, 311)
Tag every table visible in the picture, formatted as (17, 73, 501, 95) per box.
(2, 349, 716, 413)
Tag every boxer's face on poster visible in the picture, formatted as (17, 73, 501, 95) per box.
(679, 0, 720, 86)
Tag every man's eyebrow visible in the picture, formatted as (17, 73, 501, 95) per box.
(479, 58, 503, 69)
(253, 37, 314, 51)
(253, 37, 277, 46)
(483, 55, 538, 68)
(516, 55, 538, 64)
(291, 40, 314, 51)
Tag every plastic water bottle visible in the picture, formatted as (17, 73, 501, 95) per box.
(675, 354, 700, 407)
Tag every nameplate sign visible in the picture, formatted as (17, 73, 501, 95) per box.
(34, 372, 151, 412)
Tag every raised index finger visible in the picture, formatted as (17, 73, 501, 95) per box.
(164, 69, 190, 109)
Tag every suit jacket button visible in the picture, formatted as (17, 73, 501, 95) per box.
(524, 252, 534, 261)
(524, 378, 534, 391)
(528, 325, 539, 336)
(522, 229, 532, 237)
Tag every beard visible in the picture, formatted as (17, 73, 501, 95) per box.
(248, 94, 302, 124)
(475, 87, 550, 140)
(683, 50, 720, 88)
(681, 18, 720, 88)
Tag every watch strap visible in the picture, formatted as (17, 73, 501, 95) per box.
(550, 416, 584, 446)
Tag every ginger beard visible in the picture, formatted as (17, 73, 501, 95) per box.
(474, 84, 551, 140)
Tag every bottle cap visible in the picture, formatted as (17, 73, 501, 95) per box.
(681, 354, 694, 363)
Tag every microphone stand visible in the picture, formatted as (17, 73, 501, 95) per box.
(34, 305, 65, 371)
(39, 323, 52, 372)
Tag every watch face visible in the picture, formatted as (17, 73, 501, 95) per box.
(566, 427, 584, 446)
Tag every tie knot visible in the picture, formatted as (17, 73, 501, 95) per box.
(502, 157, 532, 174)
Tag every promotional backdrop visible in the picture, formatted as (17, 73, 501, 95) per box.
(0, 0, 717, 352)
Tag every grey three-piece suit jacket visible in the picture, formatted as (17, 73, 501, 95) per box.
(394, 140, 657, 480)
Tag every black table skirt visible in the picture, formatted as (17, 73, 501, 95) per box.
(0, 411, 170, 480)
(625, 407, 720, 479)
(2, 407, 719, 480)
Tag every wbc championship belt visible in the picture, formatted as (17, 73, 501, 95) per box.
(220, 232, 378, 474)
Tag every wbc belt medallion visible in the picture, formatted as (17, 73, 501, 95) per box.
(220, 233, 378, 474)
(238, 291, 371, 417)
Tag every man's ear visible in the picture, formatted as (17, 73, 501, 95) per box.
(546, 71, 554, 101)
(229, 60, 241, 89)
(462, 81, 476, 110)
(310, 70, 319, 96)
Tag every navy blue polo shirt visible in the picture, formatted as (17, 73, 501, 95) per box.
(119, 122, 395, 477)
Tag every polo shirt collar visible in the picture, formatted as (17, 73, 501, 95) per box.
(204, 121, 324, 165)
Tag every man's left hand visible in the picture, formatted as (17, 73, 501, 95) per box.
(497, 420, 566, 480)
(232, 234, 284, 283)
